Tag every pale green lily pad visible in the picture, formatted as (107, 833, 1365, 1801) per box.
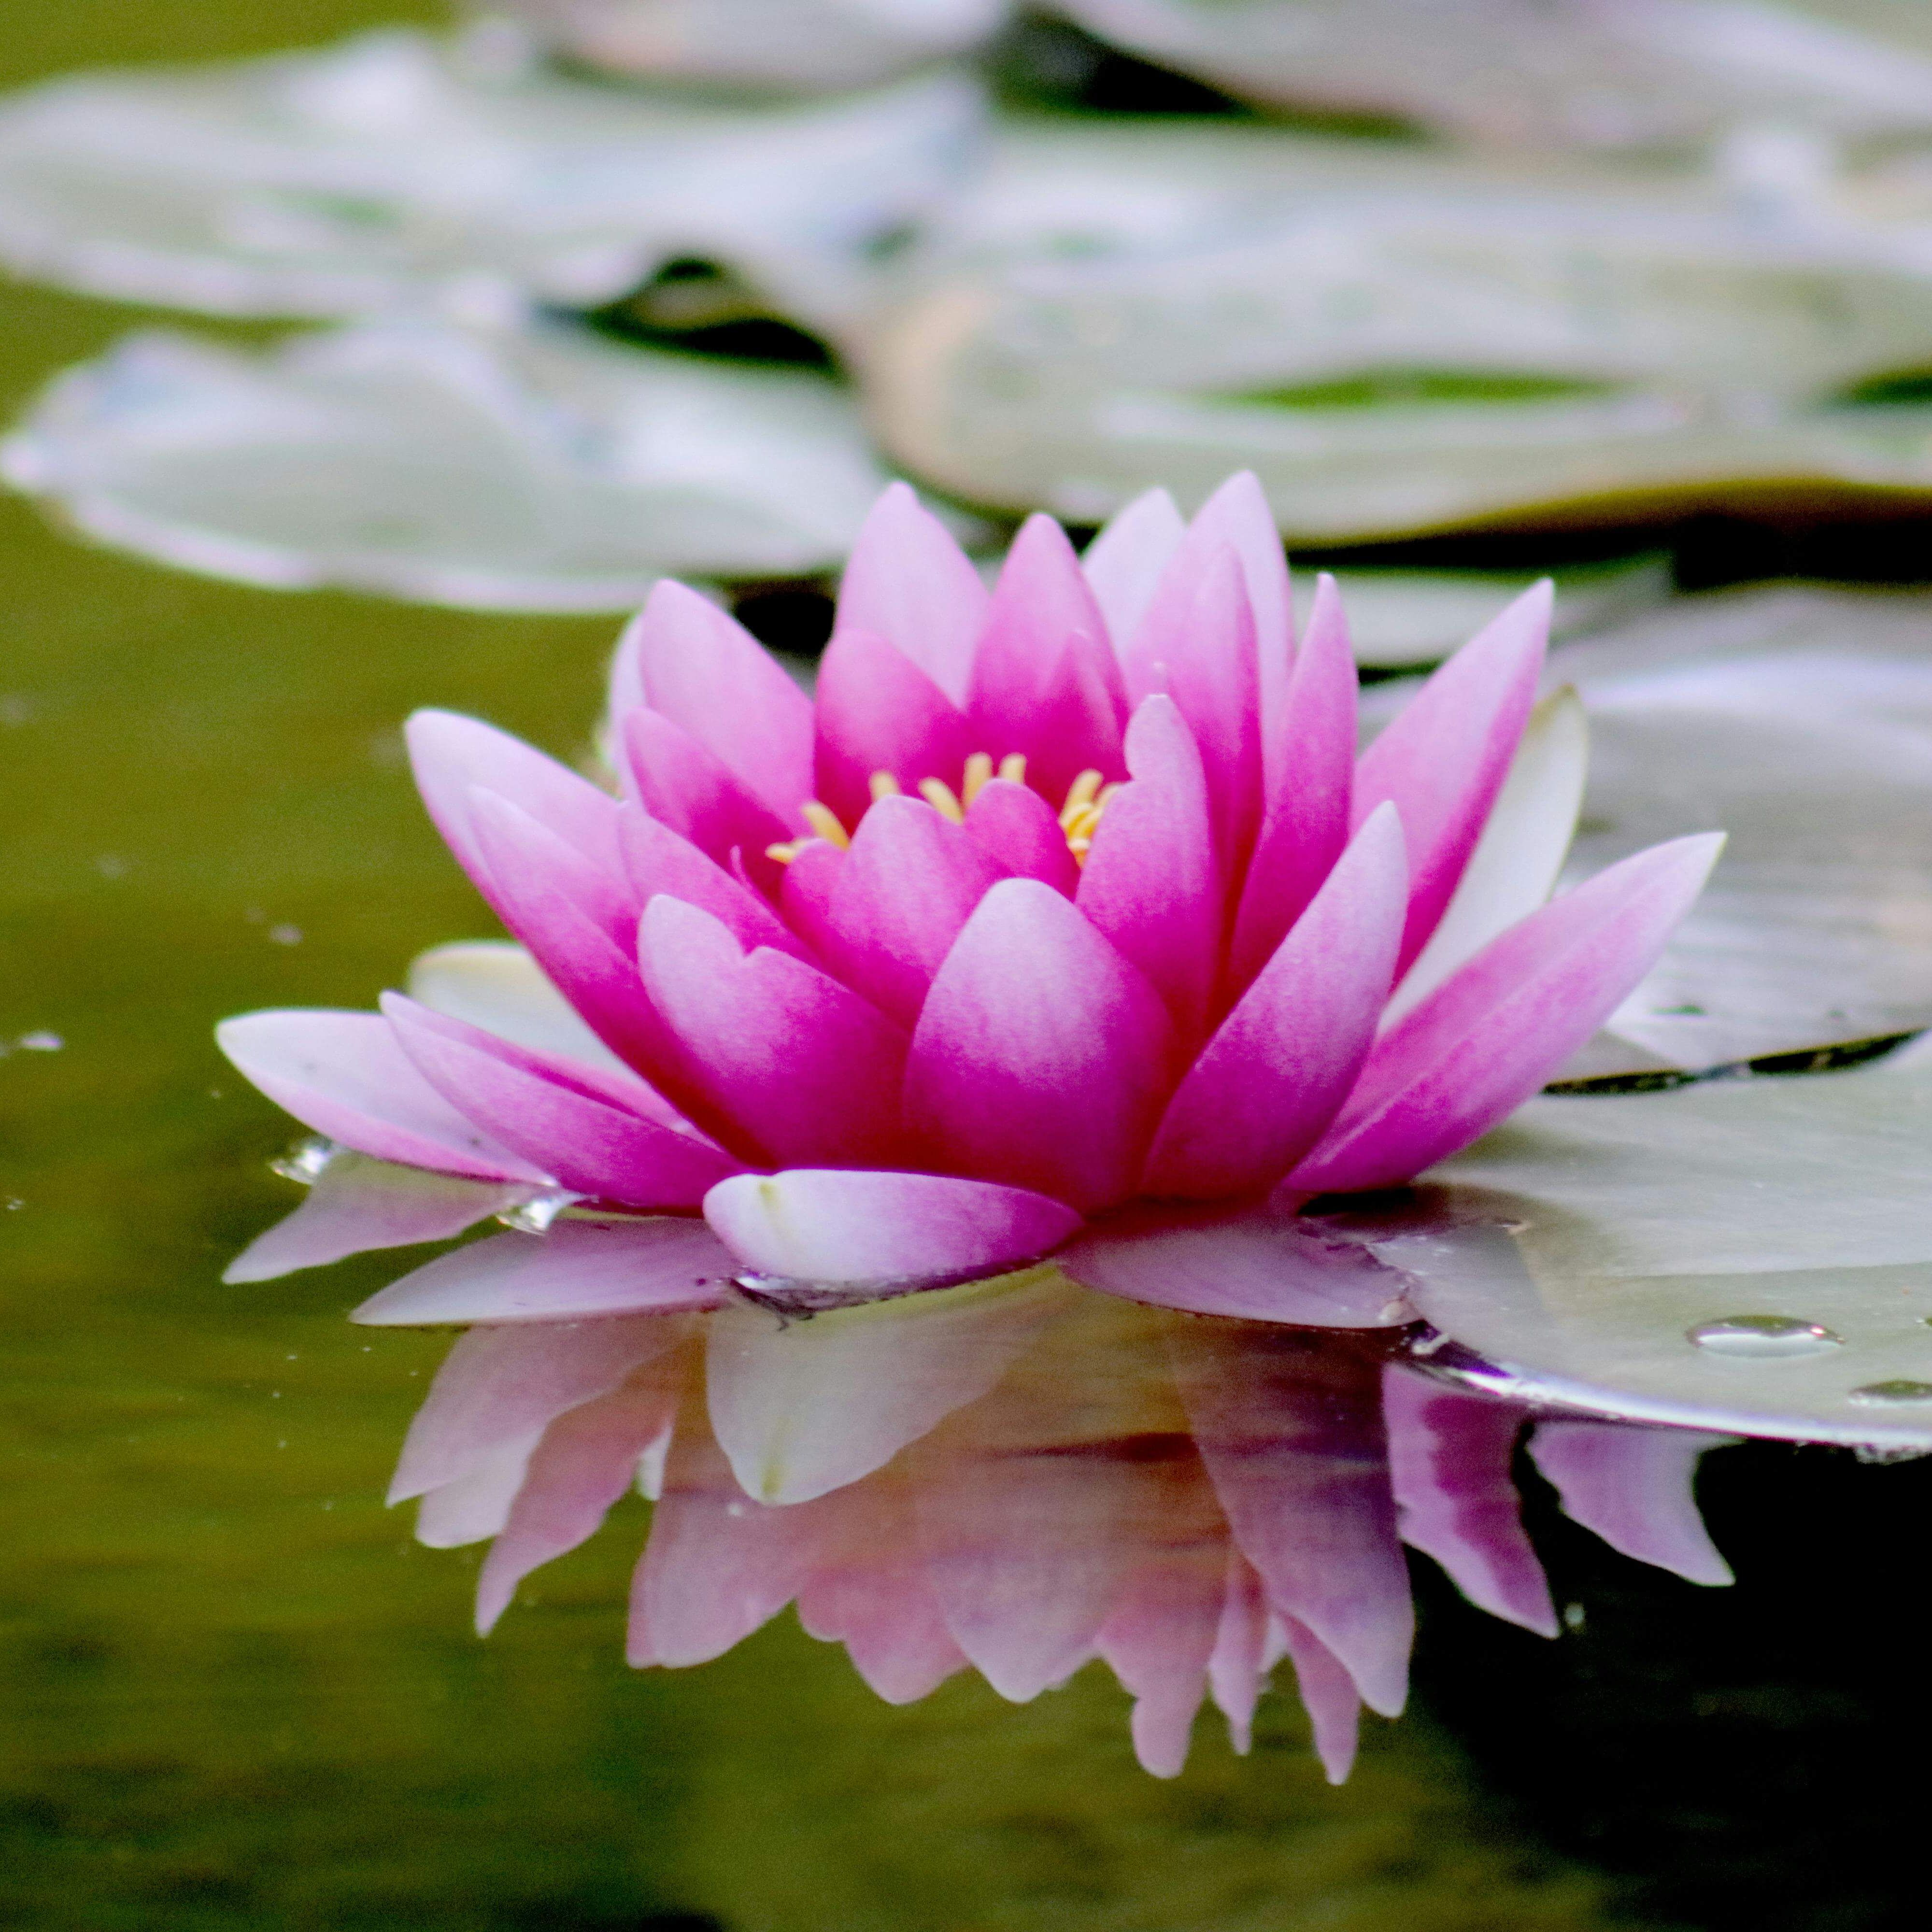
(862, 119, 1932, 540)
(0, 313, 891, 603)
(0, 27, 982, 332)
(1060, 0, 1932, 150)
(1347, 1039, 1932, 1448)
(495, 0, 1011, 94)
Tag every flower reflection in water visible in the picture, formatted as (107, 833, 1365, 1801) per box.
(380, 1242, 1732, 1780)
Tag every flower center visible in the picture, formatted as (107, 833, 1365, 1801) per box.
(767, 754, 1121, 867)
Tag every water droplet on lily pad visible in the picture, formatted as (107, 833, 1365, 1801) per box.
(1689, 1316, 1844, 1360)
(1848, 1380, 1932, 1406)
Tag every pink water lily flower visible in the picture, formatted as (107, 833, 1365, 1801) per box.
(218, 472, 1720, 1323)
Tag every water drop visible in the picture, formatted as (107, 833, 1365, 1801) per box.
(497, 1190, 582, 1234)
(1688, 1315, 1844, 1359)
(1848, 1380, 1932, 1406)
(1562, 1603, 1586, 1633)
(17, 1031, 62, 1052)
(271, 1136, 340, 1185)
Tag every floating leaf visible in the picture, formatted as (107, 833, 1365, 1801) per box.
(0, 314, 892, 604)
(1347, 1040, 1932, 1448)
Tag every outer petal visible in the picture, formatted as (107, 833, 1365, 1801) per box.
(638, 897, 909, 1168)
(405, 709, 626, 916)
(1353, 581, 1551, 977)
(963, 778, 1080, 895)
(833, 481, 988, 707)
(469, 786, 638, 952)
(1229, 572, 1358, 991)
(815, 794, 1008, 1027)
(1057, 1201, 1414, 1326)
(813, 627, 976, 829)
(1277, 1613, 1364, 1787)
(1076, 696, 1221, 1044)
(619, 706, 793, 877)
(1529, 1422, 1736, 1588)
(1289, 833, 1724, 1195)
(1144, 803, 1406, 1198)
(618, 808, 808, 963)
(1081, 486, 1186, 650)
(224, 1155, 532, 1284)
(904, 878, 1174, 1213)
(1383, 1368, 1558, 1637)
(615, 579, 813, 822)
(702, 1169, 1081, 1286)
(352, 1220, 736, 1325)
(382, 994, 742, 1208)
(216, 1010, 544, 1183)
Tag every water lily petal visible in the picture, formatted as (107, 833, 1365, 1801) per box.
(1354, 581, 1551, 976)
(615, 579, 814, 823)
(224, 1154, 532, 1284)
(406, 940, 631, 1075)
(813, 626, 977, 828)
(1529, 1422, 1736, 1588)
(383, 993, 741, 1208)
(416, 1436, 540, 1551)
(905, 878, 1173, 1212)
(834, 480, 988, 707)
(1383, 1367, 1557, 1636)
(1276, 1613, 1363, 1787)
(638, 897, 909, 1167)
(1081, 485, 1185, 648)
(216, 1009, 544, 1182)
(1207, 1554, 1270, 1756)
(353, 1220, 735, 1326)
(1291, 832, 1724, 1195)
(1145, 802, 1406, 1198)
(618, 806, 809, 964)
(619, 705, 793, 882)
(962, 777, 1081, 894)
(701, 1168, 1080, 1284)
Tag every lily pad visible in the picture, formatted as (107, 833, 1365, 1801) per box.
(1349, 1038, 1932, 1449)
(0, 313, 892, 604)
(0, 27, 982, 331)
(497, 0, 1012, 94)
(862, 119, 1932, 539)
(1059, 0, 1932, 151)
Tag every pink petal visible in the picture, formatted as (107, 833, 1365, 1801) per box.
(1076, 696, 1222, 1044)
(614, 579, 813, 823)
(815, 794, 1008, 1027)
(416, 1437, 537, 1549)
(1171, 1323, 1413, 1718)
(702, 1169, 1080, 1285)
(383, 994, 742, 1208)
(224, 1155, 531, 1284)
(1057, 1200, 1414, 1326)
(216, 1010, 544, 1182)
(390, 1314, 689, 1503)
(638, 897, 909, 1168)
(1208, 1552, 1271, 1755)
(834, 481, 988, 707)
(476, 1362, 686, 1634)
(1144, 803, 1406, 1198)
(1277, 1613, 1364, 1786)
(352, 1219, 735, 1325)
(1081, 486, 1186, 648)
(962, 778, 1080, 895)
(1353, 582, 1551, 977)
(1120, 546, 1262, 862)
(1382, 1367, 1557, 1636)
(1529, 1422, 1736, 1588)
(468, 786, 639, 953)
(776, 837, 844, 958)
(405, 709, 626, 917)
(904, 878, 1174, 1213)
(618, 807, 809, 963)
(1289, 833, 1724, 1195)
(1229, 572, 1358, 991)
(813, 628, 977, 829)
(967, 515, 1127, 798)
(619, 706, 794, 881)
(630, 1408, 837, 1667)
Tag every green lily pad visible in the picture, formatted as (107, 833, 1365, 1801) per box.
(1347, 1040, 1932, 1448)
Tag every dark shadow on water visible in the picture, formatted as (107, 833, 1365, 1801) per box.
(1414, 1438, 1932, 1932)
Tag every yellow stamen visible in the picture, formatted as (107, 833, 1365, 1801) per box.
(998, 753, 1028, 786)
(919, 777, 966, 824)
(800, 800, 851, 850)
(868, 770, 902, 802)
(1058, 768, 1105, 828)
(961, 752, 994, 806)
(767, 841, 805, 865)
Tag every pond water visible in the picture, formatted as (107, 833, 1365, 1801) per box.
(7, 7, 1932, 1932)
